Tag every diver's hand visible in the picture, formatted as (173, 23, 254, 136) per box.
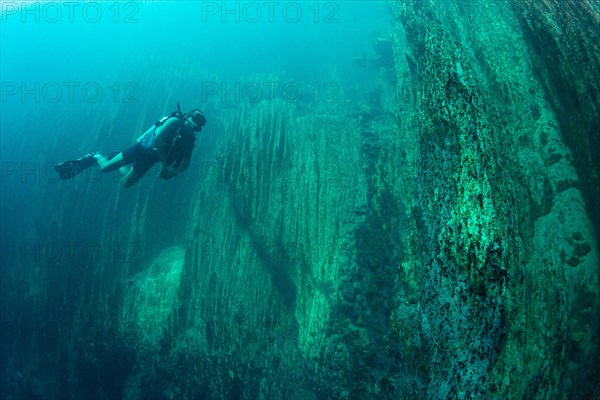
(159, 167, 177, 180)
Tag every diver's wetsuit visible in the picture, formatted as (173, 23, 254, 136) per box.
(121, 125, 195, 176)
(121, 142, 160, 176)
(55, 109, 200, 181)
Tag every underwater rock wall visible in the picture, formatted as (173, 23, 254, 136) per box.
(513, 0, 600, 234)
(1, 1, 599, 399)
(112, 99, 369, 399)
(391, 0, 599, 398)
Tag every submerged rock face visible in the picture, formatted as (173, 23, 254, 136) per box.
(390, 0, 599, 398)
(0, 1, 598, 399)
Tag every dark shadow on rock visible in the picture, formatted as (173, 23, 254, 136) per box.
(228, 187, 298, 310)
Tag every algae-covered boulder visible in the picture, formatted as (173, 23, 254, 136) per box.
(121, 246, 185, 347)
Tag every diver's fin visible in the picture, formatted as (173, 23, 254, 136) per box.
(54, 153, 98, 180)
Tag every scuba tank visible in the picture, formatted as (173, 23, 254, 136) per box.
(136, 102, 204, 152)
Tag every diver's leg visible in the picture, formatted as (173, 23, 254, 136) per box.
(96, 153, 127, 172)
(121, 156, 158, 188)
(97, 142, 142, 173)
(119, 165, 132, 177)
(121, 166, 144, 188)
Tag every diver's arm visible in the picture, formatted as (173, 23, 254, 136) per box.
(170, 124, 196, 175)
(173, 156, 191, 174)
(154, 117, 179, 172)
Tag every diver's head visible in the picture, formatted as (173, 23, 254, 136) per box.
(186, 109, 207, 132)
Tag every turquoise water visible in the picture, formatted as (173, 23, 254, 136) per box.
(1, 1, 599, 399)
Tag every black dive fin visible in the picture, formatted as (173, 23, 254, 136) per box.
(54, 153, 98, 180)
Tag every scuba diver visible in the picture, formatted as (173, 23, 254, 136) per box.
(55, 103, 207, 188)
